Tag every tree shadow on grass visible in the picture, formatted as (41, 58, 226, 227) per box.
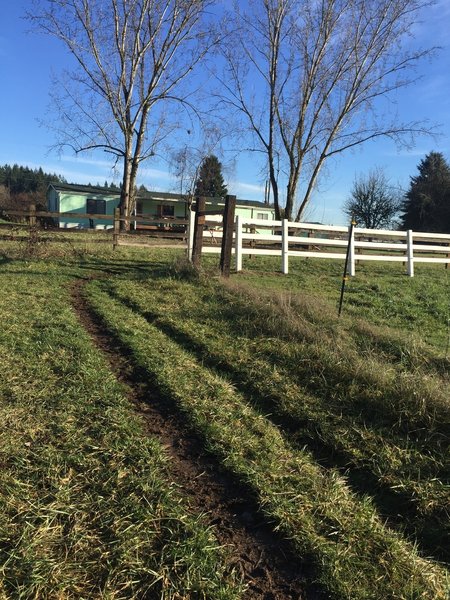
(104, 285, 449, 566)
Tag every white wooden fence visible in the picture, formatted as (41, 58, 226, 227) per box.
(187, 211, 450, 277)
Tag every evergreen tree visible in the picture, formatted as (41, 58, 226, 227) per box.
(0, 164, 66, 195)
(0, 164, 67, 211)
(194, 155, 228, 199)
(401, 152, 450, 232)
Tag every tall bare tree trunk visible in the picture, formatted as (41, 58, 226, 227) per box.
(221, 0, 434, 223)
(30, 0, 216, 223)
(120, 151, 133, 232)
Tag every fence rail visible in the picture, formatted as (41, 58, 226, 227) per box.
(188, 212, 450, 277)
(4, 206, 450, 277)
(1, 206, 189, 250)
(5, 208, 188, 226)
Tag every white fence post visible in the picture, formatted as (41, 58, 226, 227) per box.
(349, 225, 356, 277)
(407, 229, 414, 277)
(282, 219, 289, 274)
(235, 214, 243, 272)
(184, 216, 450, 274)
(187, 208, 195, 262)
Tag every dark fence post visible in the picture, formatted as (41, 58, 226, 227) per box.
(220, 195, 236, 277)
(113, 207, 120, 250)
(28, 203, 36, 228)
(192, 196, 206, 267)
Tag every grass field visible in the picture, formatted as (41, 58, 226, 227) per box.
(0, 230, 448, 599)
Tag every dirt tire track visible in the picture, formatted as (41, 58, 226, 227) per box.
(71, 277, 326, 600)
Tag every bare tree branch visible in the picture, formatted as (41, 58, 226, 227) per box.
(220, 0, 436, 221)
(29, 0, 216, 226)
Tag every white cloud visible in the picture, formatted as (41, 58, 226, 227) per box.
(59, 155, 114, 169)
(383, 148, 432, 158)
(138, 166, 173, 181)
(229, 180, 265, 200)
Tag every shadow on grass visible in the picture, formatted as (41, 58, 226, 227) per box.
(79, 283, 326, 600)
(103, 284, 449, 566)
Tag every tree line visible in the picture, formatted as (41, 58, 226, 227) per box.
(0, 164, 124, 213)
(0, 156, 227, 214)
(343, 152, 450, 233)
(0, 164, 65, 195)
(0, 164, 66, 211)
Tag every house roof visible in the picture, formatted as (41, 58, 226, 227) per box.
(48, 182, 121, 196)
(48, 182, 274, 210)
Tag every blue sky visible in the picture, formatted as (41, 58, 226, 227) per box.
(1, 0, 449, 225)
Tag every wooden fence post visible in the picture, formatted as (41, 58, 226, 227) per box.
(113, 207, 120, 250)
(192, 196, 206, 267)
(282, 218, 289, 274)
(235, 214, 243, 272)
(220, 195, 236, 277)
(28, 203, 36, 228)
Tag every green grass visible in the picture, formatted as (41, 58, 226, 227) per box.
(0, 236, 449, 599)
(0, 260, 241, 599)
(85, 271, 449, 600)
(236, 255, 450, 351)
(102, 277, 449, 528)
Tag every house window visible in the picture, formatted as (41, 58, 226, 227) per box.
(86, 199, 106, 215)
(135, 200, 143, 215)
(256, 212, 269, 220)
(157, 204, 175, 217)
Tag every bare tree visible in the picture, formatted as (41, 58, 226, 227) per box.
(219, 0, 434, 221)
(343, 168, 401, 229)
(29, 0, 216, 227)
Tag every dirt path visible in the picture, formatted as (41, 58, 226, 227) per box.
(71, 278, 326, 600)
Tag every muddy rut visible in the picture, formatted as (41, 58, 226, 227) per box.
(71, 278, 326, 600)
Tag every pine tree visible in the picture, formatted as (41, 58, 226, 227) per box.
(401, 152, 450, 232)
(0, 164, 67, 211)
(194, 155, 228, 199)
(0, 164, 66, 195)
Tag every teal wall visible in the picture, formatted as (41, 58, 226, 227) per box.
(136, 198, 187, 222)
(57, 191, 120, 229)
(235, 206, 275, 220)
(48, 186, 275, 230)
(205, 199, 275, 233)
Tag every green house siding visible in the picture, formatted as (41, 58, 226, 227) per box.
(205, 199, 275, 234)
(232, 208, 276, 234)
(47, 184, 275, 231)
(61, 192, 119, 229)
(134, 197, 187, 228)
(47, 183, 120, 229)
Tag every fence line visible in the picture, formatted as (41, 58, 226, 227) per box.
(187, 214, 450, 277)
(1, 207, 189, 250)
(5, 207, 450, 277)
